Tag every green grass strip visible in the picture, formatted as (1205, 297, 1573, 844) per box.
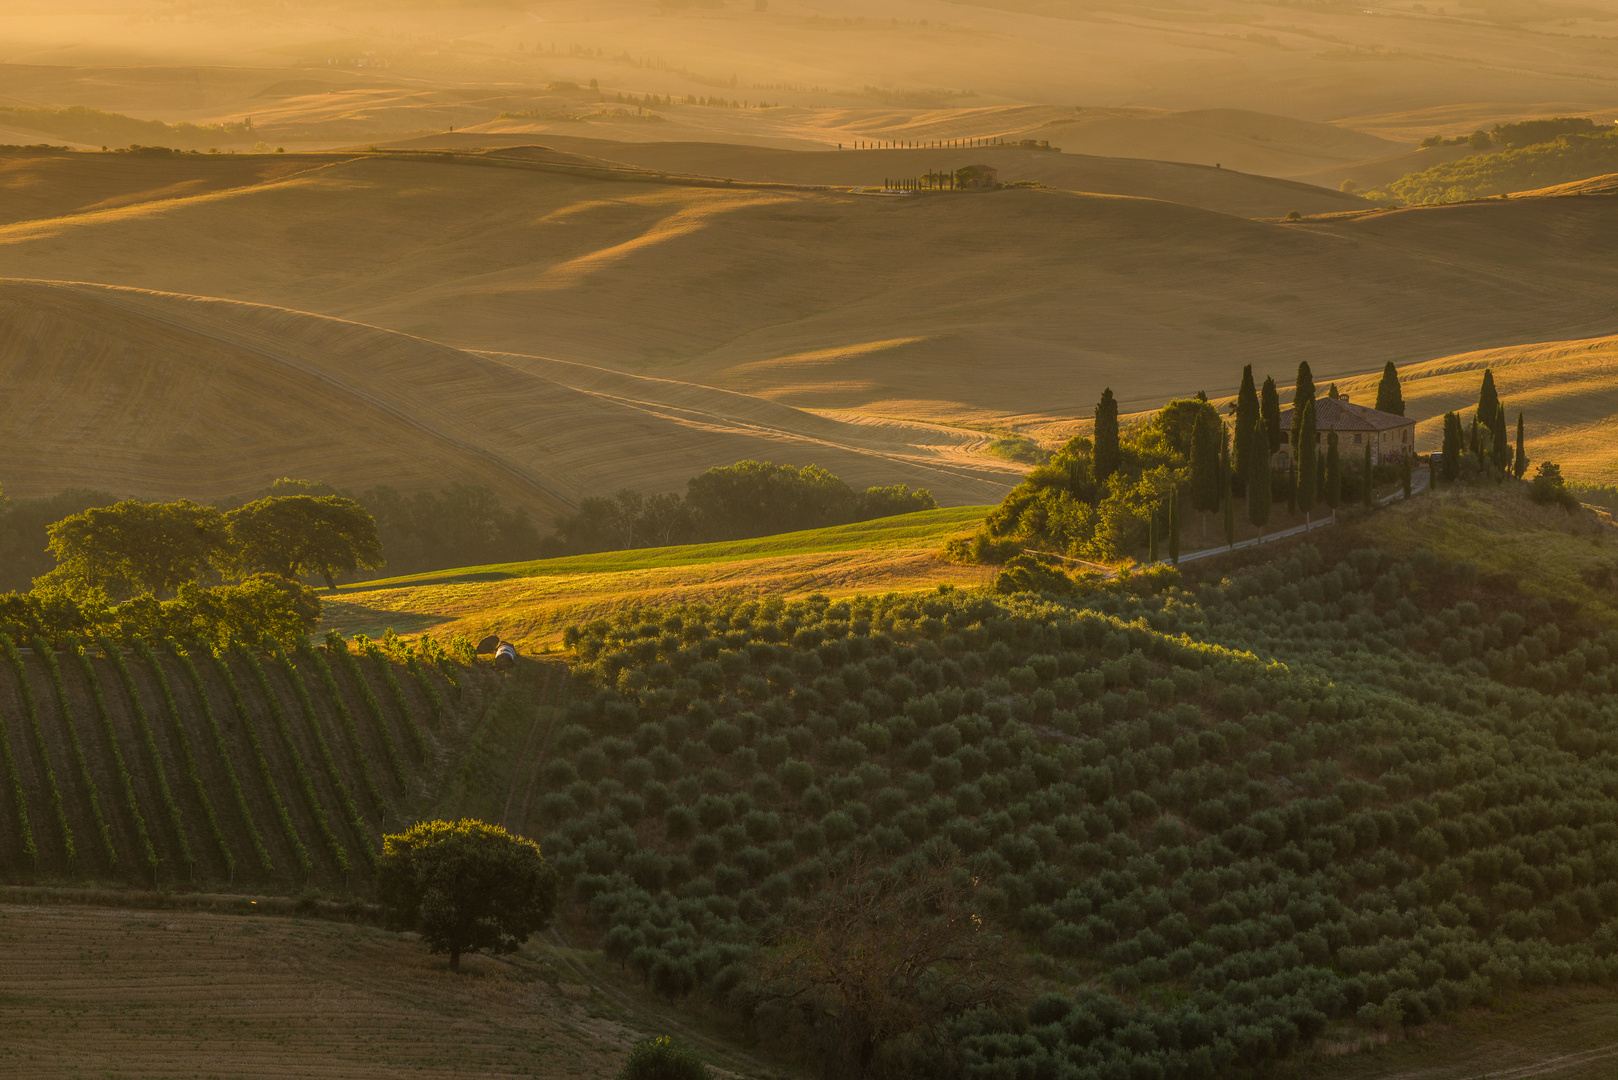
(167, 639, 271, 874)
(207, 648, 312, 879)
(274, 649, 376, 867)
(327, 635, 406, 789)
(34, 636, 117, 869)
(100, 636, 192, 872)
(133, 638, 225, 878)
(69, 639, 156, 875)
(0, 634, 75, 868)
(294, 639, 389, 818)
(0, 640, 37, 867)
(359, 638, 427, 759)
(235, 646, 348, 875)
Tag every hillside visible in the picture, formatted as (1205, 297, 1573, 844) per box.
(0, 278, 1020, 511)
(2, 153, 1618, 444)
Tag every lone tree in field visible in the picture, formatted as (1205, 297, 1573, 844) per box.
(224, 495, 385, 591)
(753, 856, 1012, 1080)
(1375, 361, 1405, 416)
(1246, 415, 1271, 539)
(376, 819, 559, 972)
(1094, 388, 1121, 488)
(44, 499, 227, 600)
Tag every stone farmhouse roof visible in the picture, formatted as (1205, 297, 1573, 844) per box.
(1279, 397, 1411, 433)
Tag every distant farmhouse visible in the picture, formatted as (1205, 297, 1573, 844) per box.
(1276, 392, 1416, 469)
(956, 164, 999, 189)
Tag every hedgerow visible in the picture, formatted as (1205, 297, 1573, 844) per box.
(208, 647, 313, 878)
(295, 637, 389, 818)
(70, 638, 157, 877)
(100, 634, 192, 873)
(234, 645, 346, 875)
(34, 636, 117, 868)
(326, 632, 406, 788)
(275, 649, 376, 866)
(167, 639, 270, 874)
(1, 634, 74, 867)
(543, 553, 1618, 1079)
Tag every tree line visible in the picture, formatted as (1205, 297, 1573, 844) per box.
(971, 360, 1542, 566)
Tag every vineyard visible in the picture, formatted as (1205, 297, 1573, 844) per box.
(0, 631, 492, 890)
(535, 540, 1618, 1077)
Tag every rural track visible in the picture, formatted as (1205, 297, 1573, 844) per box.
(1371, 1039, 1618, 1080)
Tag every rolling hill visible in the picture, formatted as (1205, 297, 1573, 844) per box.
(0, 278, 1021, 511)
(3, 150, 1617, 440)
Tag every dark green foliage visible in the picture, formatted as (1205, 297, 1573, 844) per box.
(99, 636, 189, 872)
(327, 632, 406, 788)
(136, 637, 230, 876)
(1246, 415, 1272, 534)
(0, 488, 117, 593)
(297, 637, 388, 816)
(34, 637, 116, 868)
(1441, 412, 1464, 482)
(1375, 361, 1405, 417)
(1296, 399, 1318, 520)
(1168, 489, 1180, 565)
(169, 640, 272, 873)
(1491, 406, 1511, 475)
(1529, 462, 1580, 510)
(1095, 389, 1121, 488)
(1260, 376, 1281, 454)
(209, 648, 313, 878)
(1233, 366, 1260, 496)
(1221, 435, 1236, 549)
(1477, 370, 1500, 436)
(223, 494, 384, 591)
(377, 818, 559, 970)
(0, 638, 37, 865)
(1, 634, 74, 866)
(1381, 126, 1618, 203)
(357, 637, 427, 760)
(1189, 406, 1222, 518)
(1515, 412, 1530, 480)
(1492, 115, 1599, 148)
(1290, 361, 1315, 452)
(616, 1036, 713, 1080)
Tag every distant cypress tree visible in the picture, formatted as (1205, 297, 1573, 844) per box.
(1477, 369, 1500, 428)
(1491, 404, 1511, 476)
(1169, 489, 1180, 565)
(1221, 433, 1236, 549)
(1325, 430, 1342, 518)
(1363, 441, 1374, 508)
(1514, 411, 1529, 479)
(1296, 398, 1318, 524)
(1441, 411, 1463, 482)
(1095, 388, 1121, 489)
(1247, 415, 1272, 538)
(1375, 361, 1405, 416)
(1234, 365, 1260, 496)
(1260, 376, 1282, 454)
(1189, 404, 1221, 535)
(1291, 361, 1316, 452)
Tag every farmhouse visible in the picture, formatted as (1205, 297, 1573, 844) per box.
(1276, 393, 1416, 469)
(956, 164, 999, 189)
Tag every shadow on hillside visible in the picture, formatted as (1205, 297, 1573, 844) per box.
(319, 599, 451, 638)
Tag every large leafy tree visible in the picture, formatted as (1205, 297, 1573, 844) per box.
(224, 495, 384, 590)
(1093, 388, 1121, 488)
(684, 461, 856, 541)
(376, 819, 560, 972)
(1375, 361, 1405, 416)
(44, 499, 227, 600)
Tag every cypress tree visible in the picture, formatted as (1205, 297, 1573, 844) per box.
(1247, 414, 1272, 538)
(1375, 361, 1405, 416)
(1325, 431, 1342, 518)
(1491, 403, 1511, 475)
(1477, 368, 1499, 428)
(1469, 415, 1482, 465)
(1260, 376, 1282, 453)
(1514, 411, 1529, 479)
(1363, 440, 1374, 508)
(1291, 361, 1316, 452)
(1148, 507, 1158, 563)
(1234, 364, 1260, 496)
(1441, 411, 1463, 482)
(1221, 432, 1236, 549)
(1095, 388, 1121, 488)
(1189, 403, 1221, 534)
(1169, 489, 1180, 565)
(1296, 398, 1318, 524)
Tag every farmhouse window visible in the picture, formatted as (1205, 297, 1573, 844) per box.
(1354, 433, 1362, 445)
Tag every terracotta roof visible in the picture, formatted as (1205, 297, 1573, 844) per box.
(1279, 397, 1411, 433)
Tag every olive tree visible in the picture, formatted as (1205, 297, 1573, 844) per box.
(376, 819, 560, 971)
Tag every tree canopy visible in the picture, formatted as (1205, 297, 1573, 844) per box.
(43, 499, 227, 600)
(376, 819, 560, 971)
(224, 495, 384, 590)
(1375, 361, 1405, 416)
